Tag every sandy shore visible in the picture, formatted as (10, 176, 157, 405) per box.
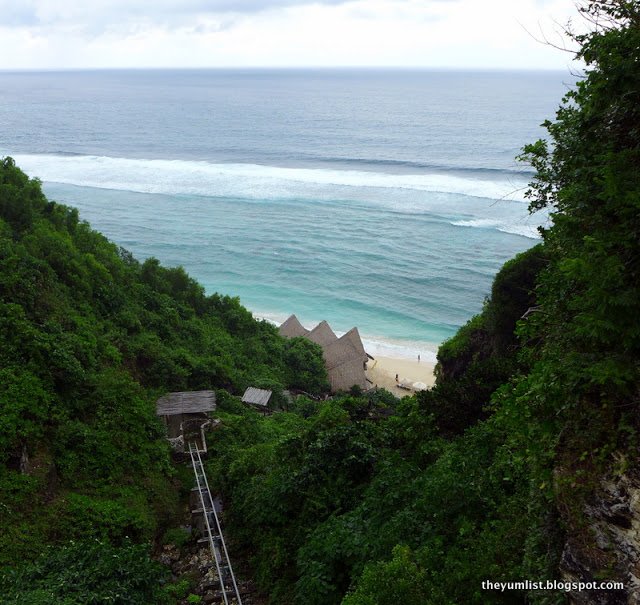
(366, 355, 436, 397)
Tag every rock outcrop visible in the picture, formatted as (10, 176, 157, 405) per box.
(560, 458, 640, 604)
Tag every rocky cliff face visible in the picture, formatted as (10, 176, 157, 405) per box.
(560, 458, 640, 604)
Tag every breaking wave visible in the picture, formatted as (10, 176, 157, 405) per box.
(13, 152, 529, 202)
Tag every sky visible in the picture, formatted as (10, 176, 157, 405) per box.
(0, 0, 583, 70)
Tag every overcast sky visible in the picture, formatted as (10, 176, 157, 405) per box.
(0, 0, 582, 70)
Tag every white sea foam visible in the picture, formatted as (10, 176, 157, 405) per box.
(12, 152, 529, 202)
(451, 218, 542, 240)
(360, 337, 439, 364)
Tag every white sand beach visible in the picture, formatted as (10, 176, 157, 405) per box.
(366, 355, 436, 397)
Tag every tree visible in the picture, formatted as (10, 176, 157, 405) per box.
(283, 337, 330, 395)
(519, 0, 640, 412)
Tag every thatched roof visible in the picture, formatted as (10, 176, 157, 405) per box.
(323, 332, 368, 392)
(156, 390, 216, 416)
(324, 331, 367, 369)
(280, 315, 369, 393)
(327, 357, 368, 392)
(324, 336, 358, 370)
(340, 327, 366, 358)
(279, 314, 309, 338)
(307, 320, 338, 347)
(242, 387, 272, 407)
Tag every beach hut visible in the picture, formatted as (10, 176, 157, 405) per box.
(279, 314, 309, 338)
(327, 356, 368, 392)
(324, 330, 368, 392)
(156, 390, 216, 451)
(306, 320, 338, 347)
(340, 327, 367, 358)
(279, 316, 370, 393)
(242, 387, 273, 413)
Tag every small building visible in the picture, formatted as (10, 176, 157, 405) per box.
(156, 390, 216, 451)
(324, 330, 369, 392)
(306, 320, 338, 347)
(279, 315, 369, 393)
(279, 314, 309, 338)
(242, 387, 273, 413)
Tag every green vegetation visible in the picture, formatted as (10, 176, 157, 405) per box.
(0, 156, 327, 600)
(197, 2, 640, 603)
(1, 1, 638, 603)
(0, 540, 167, 605)
(205, 251, 541, 604)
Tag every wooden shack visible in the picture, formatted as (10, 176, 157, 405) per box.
(155, 390, 216, 451)
(242, 387, 273, 413)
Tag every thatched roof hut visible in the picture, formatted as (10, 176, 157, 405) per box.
(279, 314, 309, 338)
(279, 316, 369, 393)
(324, 335, 358, 370)
(323, 330, 368, 392)
(307, 320, 338, 347)
(340, 327, 366, 357)
(327, 356, 368, 392)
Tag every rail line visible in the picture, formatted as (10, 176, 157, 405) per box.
(189, 442, 243, 605)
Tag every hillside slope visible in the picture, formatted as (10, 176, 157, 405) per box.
(0, 157, 327, 602)
(202, 3, 640, 604)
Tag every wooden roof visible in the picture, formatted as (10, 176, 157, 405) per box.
(242, 387, 272, 407)
(307, 320, 338, 347)
(156, 390, 216, 416)
(279, 314, 309, 338)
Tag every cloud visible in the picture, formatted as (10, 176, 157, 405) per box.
(0, 1, 40, 26)
(0, 0, 384, 43)
(0, 0, 355, 30)
(0, 0, 580, 70)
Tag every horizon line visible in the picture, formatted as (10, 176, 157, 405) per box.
(0, 64, 575, 73)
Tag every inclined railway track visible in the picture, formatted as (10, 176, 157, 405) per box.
(189, 442, 243, 605)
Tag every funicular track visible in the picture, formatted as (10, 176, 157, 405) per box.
(189, 442, 243, 605)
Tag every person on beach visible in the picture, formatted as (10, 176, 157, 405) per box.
(395, 373, 399, 382)
(418, 354, 421, 362)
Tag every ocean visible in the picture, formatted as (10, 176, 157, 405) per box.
(0, 69, 573, 360)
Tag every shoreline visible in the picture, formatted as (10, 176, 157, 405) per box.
(258, 312, 441, 364)
(367, 355, 436, 397)
(267, 310, 440, 396)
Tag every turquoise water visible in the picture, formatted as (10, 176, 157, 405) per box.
(0, 69, 572, 359)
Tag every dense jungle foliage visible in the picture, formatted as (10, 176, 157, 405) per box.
(0, 157, 327, 602)
(205, 2, 640, 603)
(205, 243, 548, 605)
(1, 1, 638, 603)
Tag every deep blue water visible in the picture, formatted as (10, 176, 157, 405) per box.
(0, 69, 574, 359)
